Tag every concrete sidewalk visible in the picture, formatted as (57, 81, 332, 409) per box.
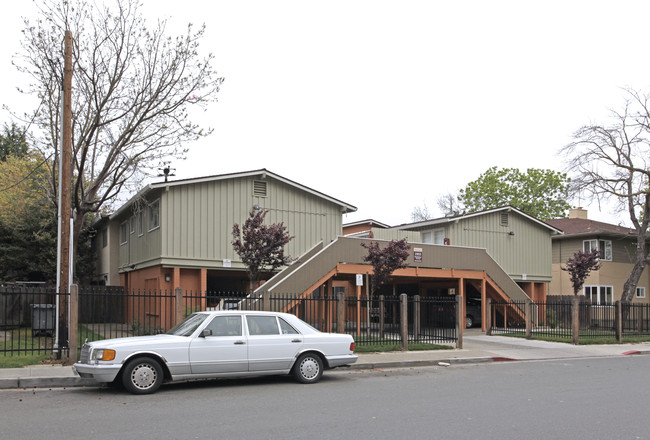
(2, 335, 650, 390)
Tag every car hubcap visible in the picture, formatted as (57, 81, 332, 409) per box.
(131, 363, 157, 389)
(300, 357, 319, 379)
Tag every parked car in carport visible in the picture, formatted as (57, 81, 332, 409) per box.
(465, 297, 482, 328)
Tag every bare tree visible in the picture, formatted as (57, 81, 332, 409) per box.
(410, 203, 432, 222)
(12, 0, 223, 266)
(561, 88, 650, 302)
(436, 192, 463, 216)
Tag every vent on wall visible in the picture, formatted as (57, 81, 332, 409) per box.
(253, 180, 268, 197)
(500, 213, 509, 226)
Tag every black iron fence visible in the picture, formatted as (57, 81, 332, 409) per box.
(1, 286, 460, 357)
(489, 298, 650, 343)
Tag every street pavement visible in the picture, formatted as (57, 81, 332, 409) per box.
(2, 329, 650, 390)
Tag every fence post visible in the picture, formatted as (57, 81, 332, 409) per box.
(414, 295, 421, 342)
(400, 293, 408, 351)
(525, 301, 532, 340)
(486, 298, 492, 335)
(175, 287, 183, 327)
(615, 301, 623, 343)
(379, 294, 385, 339)
(263, 291, 271, 311)
(572, 295, 579, 345)
(69, 284, 78, 362)
(337, 291, 346, 334)
(456, 294, 463, 349)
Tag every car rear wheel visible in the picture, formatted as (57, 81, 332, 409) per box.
(122, 357, 163, 395)
(293, 353, 323, 384)
(465, 315, 474, 328)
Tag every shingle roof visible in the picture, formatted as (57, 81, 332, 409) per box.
(545, 218, 635, 237)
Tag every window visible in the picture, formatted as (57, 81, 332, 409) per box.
(148, 200, 160, 231)
(422, 229, 445, 244)
(636, 287, 646, 299)
(102, 229, 108, 248)
(583, 239, 612, 261)
(137, 212, 144, 236)
(119, 222, 128, 245)
(279, 318, 299, 334)
(205, 316, 242, 337)
(584, 285, 613, 305)
(246, 316, 280, 335)
(130, 217, 135, 234)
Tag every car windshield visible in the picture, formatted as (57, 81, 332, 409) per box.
(166, 313, 209, 336)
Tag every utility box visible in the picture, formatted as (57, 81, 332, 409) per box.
(31, 304, 55, 336)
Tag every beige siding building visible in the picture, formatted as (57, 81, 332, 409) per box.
(546, 208, 650, 303)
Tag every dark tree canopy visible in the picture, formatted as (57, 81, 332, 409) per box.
(232, 209, 293, 293)
(562, 249, 601, 295)
(361, 239, 410, 294)
(0, 123, 28, 161)
(458, 167, 571, 220)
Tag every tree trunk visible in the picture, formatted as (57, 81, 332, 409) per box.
(621, 259, 647, 302)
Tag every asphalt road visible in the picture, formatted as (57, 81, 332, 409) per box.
(2, 356, 648, 440)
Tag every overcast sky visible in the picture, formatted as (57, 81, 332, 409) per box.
(2, 1, 649, 227)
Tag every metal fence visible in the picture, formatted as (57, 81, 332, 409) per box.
(489, 299, 650, 342)
(1, 286, 459, 357)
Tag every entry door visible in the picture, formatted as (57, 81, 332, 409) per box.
(246, 315, 303, 372)
(189, 315, 248, 374)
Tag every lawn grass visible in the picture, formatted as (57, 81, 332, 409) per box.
(497, 331, 650, 345)
(0, 324, 107, 368)
(355, 341, 453, 353)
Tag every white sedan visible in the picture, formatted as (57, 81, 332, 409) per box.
(73, 310, 358, 394)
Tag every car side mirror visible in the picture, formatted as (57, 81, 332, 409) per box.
(200, 329, 212, 338)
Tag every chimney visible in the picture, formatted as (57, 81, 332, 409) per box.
(569, 207, 588, 219)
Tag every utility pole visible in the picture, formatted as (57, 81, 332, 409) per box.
(57, 30, 73, 358)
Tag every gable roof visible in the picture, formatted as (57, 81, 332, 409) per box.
(545, 217, 635, 238)
(111, 169, 357, 218)
(393, 206, 563, 234)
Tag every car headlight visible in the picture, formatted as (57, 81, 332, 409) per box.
(91, 348, 116, 361)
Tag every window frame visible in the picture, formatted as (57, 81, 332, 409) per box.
(148, 199, 160, 232)
(583, 239, 612, 261)
(636, 287, 646, 299)
(583, 285, 614, 305)
(119, 221, 128, 245)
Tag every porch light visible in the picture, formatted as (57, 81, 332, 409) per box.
(165, 274, 171, 282)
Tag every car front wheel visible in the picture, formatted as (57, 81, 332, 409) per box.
(293, 353, 323, 384)
(122, 357, 163, 395)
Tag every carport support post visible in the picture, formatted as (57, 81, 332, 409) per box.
(572, 295, 580, 345)
(336, 291, 346, 334)
(456, 295, 463, 349)
(400, 293, 408, 351)
(525, 301, 532, 340)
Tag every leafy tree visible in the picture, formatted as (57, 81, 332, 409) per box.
(562, 249, 601, 295)
(458, 167, 571, 220)
(0, 151, 56, 282)
(232, 209, 294, 294)
(0, 123, 28, 161)
(361, 239, 410, 294)
(13, 0, 223, 276)
(561, 88, 650, 302)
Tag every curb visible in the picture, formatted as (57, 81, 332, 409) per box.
(0, 376, 95, 390)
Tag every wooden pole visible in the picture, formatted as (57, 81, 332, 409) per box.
(58, 30, 73, 354)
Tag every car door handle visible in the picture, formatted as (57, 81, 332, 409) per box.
(234, 340, 246, 345)
(292, 339, 302, 343)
